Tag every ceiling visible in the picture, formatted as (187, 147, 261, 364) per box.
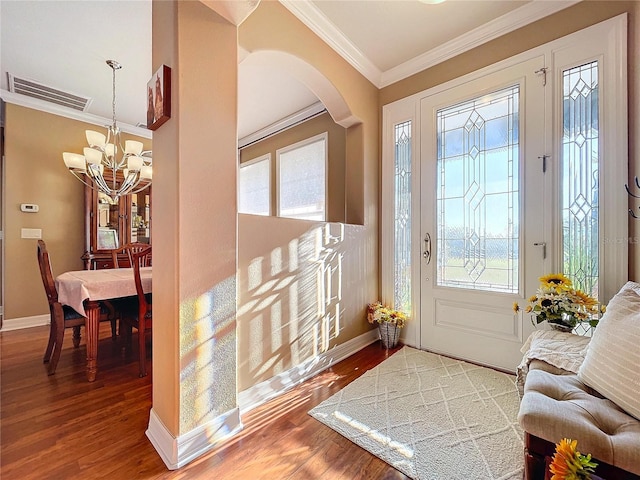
(0, 0, 578, 140)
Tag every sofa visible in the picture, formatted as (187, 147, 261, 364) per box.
(517, 281, 640, 480)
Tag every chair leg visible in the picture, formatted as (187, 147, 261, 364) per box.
(138, 320, 147, 377)
(47, 304, 66, 375)
(72, 326, 81, 348)
(43, 312, 56, 364)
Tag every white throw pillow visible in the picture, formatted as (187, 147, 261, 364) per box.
(578, 281, 640, 420)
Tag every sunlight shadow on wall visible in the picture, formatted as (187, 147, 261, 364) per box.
(238, 216, 354, 392)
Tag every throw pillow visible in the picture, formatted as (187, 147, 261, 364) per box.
(578, 281, 640, 420)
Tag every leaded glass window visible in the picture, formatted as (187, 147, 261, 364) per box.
(436, 86, 519, 293)
(394, 121, 411, 313)
(561, 61, 599, 301)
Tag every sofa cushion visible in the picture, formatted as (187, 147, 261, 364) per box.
(577, 281, 640, 421)
(518, 368, 640, 475)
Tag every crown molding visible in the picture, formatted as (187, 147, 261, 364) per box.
(279, 0, 382, 86)
(238, 101, 326, 149)
(0, 89, 152, 139)
(380, 0, 581, 87)
(280, 0, 581, 89)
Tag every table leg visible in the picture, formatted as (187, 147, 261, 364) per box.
(84, 300, 101, 382)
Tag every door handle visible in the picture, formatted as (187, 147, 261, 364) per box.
(423, 233, 432, 265)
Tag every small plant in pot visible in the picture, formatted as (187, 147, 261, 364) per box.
(367, 301, 407, 349)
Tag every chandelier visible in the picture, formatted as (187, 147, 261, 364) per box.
(63, 60, 152, 200)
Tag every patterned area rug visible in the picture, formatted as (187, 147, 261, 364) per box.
(309, 346, 523, 480)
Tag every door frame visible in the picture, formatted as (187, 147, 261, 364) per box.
(382, 15, 628, 351)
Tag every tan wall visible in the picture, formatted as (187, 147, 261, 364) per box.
(239, 112, 346, 222)
(3, 104, 151, 320)
(380, 0, 640, 281)
(240, 1, 379, 226)
(151, 0, 241, 435)
(237, 1, 379, 392)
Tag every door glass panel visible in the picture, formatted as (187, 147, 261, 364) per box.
(436, 86, 519, 293)
(96, 192, 120, 250)
(394, 120, 411, 312)
(561, 61, 599, 300)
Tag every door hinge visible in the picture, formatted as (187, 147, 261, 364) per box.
(534, 242, 547, 259)
(538, 154, 550, 173)
(534, 67, 548, 86)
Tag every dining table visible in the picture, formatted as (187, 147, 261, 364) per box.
(56, 267, 152, 382)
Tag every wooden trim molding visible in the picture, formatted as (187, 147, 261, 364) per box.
(0, 314, 49, 331)
(146, 407, 243, 471)
(238, 328, 379, 413)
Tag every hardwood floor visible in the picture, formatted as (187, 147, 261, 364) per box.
(1, 323, 408, 480)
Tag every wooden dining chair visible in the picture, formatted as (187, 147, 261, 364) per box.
(121, 245, 152, 377)
(111, 242, 150, 268)
(37, 240, 116, 375)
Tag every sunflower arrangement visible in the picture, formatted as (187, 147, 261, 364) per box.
(549, 438, 598, 480)
(513, 273, 603, 330)
(367, 302, 407, 328)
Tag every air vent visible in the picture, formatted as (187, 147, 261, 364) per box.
(7, 73, 92, 111)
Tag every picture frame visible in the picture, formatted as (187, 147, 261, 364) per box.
(147, 64, 171, 131)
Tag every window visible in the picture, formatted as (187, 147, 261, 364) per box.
(239, 154, 270, 216)
(277, 133, 327, 221)
(394, 120, 412, 313)
(561, 61, 600, 299)
(436, 85, 520, 293)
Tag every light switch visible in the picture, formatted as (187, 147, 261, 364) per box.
(21, 228, 42, 239)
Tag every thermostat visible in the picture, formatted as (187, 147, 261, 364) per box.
(20, 203, 39, 213)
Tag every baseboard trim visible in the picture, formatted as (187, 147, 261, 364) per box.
(147, 329, 379, 470)
(238, 328, 380, 414)
(146, 407, 243, 471)
(1, 314, 49, 332)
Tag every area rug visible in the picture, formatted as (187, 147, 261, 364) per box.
(309, 346, 523, 480)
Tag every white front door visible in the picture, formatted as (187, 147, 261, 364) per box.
(419, 57, 547, 371)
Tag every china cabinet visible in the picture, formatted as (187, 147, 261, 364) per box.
(82, 177, 151, 270)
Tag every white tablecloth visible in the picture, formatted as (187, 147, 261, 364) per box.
(56, 267, 152, 316)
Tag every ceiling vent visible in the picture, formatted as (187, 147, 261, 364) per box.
(7, 73, 92, 112)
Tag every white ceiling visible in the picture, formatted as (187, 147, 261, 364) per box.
(0, 0, 578, 139)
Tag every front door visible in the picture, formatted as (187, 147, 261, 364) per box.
(420, 57, 547, 371)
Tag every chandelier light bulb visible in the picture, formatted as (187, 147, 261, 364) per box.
(86, 130, 106, 148)
(125, 140, 144, 155)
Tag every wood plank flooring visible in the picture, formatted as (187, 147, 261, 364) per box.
(1, 324, 408, 480)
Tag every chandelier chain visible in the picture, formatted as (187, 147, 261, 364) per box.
(112, 65, 116, 126)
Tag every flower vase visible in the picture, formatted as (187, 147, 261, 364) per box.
(549, 322, 573, 333)
(378, 322, 401, 349)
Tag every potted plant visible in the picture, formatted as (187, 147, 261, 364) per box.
(367, 301, 407, 348)
(513, 273, 603, 332)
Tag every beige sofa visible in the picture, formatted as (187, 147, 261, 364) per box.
(517, 282, 640, 480)
(518, 358, 640, 480)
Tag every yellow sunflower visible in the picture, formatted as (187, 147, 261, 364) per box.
(540, 273, 572, 288)
(512, 302, 520, 313)
(573, 290, 598, 308)
(549, 438, 598, 480)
